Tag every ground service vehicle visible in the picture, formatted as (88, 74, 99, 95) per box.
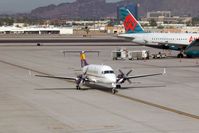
(128, 50, 149, 60)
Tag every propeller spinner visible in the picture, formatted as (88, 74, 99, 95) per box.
(75, 67, 88, 90)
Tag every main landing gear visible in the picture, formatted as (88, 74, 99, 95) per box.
(116, 84, 121, 89)
(177, 52, 184, 58)
(177, 49, 185, 58)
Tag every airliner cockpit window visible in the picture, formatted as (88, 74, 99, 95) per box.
(109, 71, 114, 73)
(104, 70, 114, 74)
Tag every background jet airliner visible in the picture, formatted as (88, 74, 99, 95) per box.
(118, 8, 199, 58)
(36, 51, 165, 94)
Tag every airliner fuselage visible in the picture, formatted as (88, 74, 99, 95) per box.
(83, 64, 116, 84)
(119, 33, 199, 46)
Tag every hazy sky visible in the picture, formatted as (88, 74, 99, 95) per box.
(0, 0, 121, 14)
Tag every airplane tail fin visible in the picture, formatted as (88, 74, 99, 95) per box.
(119, 7, 144, 34)
(80, 51, 89, 68)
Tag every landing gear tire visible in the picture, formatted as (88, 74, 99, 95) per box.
(116, 84, 121, 89)
(76, 86, 80, 90)
(187, 55, 192, 58)
(177, 53, 184, 58)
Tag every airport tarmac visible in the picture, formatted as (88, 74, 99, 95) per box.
(0, 42, 199, 133)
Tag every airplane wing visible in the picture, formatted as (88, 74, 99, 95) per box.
(127, 73, 163, 79)
(35, 75, 77, 80)
(158, 42, 187, 46)
(145, 43, 187, 51)
(159, 42, 188, 47)
(117, 34, 135, 40)
(35, 75, 93, 83)
(127, 68, 166, 79)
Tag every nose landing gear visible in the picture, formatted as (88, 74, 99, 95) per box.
(112, 88, 116, 94)
(76, 85, 81, 90)
(111, 84, 121, 94)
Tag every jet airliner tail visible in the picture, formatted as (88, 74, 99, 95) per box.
(119, 7, 145, 34)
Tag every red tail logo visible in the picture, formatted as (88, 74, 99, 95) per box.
(189, 36, 193, 43)
(123, 14, 137, 32)
(189, 36, 199, 43)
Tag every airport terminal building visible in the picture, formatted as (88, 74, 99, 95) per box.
(0, 26, 73, 35)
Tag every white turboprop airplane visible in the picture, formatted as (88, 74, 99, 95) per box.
(36, 51, 165, 94)
(118, 8, 199, 58)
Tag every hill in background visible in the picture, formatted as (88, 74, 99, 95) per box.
(29, 0, 199, 19)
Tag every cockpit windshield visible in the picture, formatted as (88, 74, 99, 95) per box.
(103, 70, 114, 74)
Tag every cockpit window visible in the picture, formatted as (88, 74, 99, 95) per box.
(103, 70, 114, 74)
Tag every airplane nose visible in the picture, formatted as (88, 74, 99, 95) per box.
(107, 75, 116, 83)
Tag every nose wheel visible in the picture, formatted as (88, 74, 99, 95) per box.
(76, 85, 81, 90)
(112, 88, 117, 94)
(111, 83, 121, 94)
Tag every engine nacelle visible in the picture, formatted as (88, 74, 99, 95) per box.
(167, 45, 182, 51)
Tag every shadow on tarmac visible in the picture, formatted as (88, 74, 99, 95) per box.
(35, 84, 165, 93)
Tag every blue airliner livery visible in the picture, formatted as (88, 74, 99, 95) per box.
(118, 7, 199, 58)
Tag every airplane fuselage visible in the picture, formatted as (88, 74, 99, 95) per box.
(83, 64, 117, 85)
(119, 33, 199, 56)
(119, 33, 199, 46)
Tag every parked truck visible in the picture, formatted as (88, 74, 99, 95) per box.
(151, 52, 167, 59)
(128, 50, 150, 60)
(112, 48, 128, 60)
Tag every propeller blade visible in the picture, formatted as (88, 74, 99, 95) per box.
(76, 75, 82, 83)
(126, 70, 133, 76)
(127, 79, 132, 84)
(118, 69, 124, 75)
(83, 67, 88, 75)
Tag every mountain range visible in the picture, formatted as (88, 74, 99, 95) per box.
(29, 0, 199, 19)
